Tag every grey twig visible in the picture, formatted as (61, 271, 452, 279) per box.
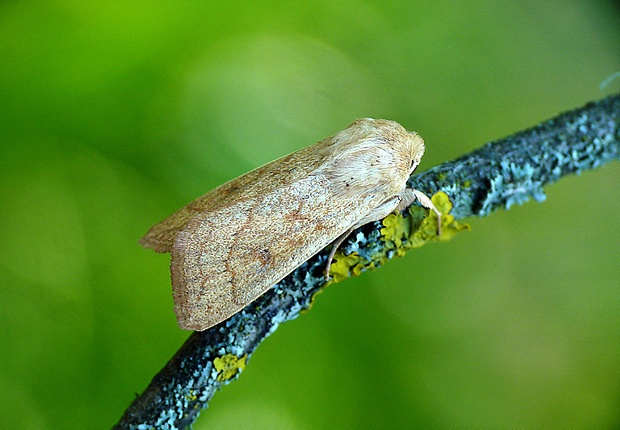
(114, 94, 619, 429)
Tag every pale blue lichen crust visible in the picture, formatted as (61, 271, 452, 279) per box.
(413, 96, 619, 220)
(479, 160, 547, 216)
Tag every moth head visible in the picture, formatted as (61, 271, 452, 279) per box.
(324, 118, 426, 197)
(403, 131, 425, 175)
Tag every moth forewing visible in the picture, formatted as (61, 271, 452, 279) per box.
(170, 174, 385, 330)
(141, 118, 440, 331)
(139, 138, 337, 253)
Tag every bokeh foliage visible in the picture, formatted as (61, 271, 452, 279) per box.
(0, 1, 619, 429)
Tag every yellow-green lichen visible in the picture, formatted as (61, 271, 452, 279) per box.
(328, 251, 374, 284)
(213, 354, 247, 382)
(326, 192, 469, 283)
(306, 288, 324, 311)
(381, 191, 470, 252)
(185, 390, 197, 402)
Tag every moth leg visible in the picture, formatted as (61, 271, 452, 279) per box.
(324, 228, 355, 280)
(398, 188, 442, 236)
(324, 196, 402, 280)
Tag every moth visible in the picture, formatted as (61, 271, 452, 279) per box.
(140, 119, 441, 331)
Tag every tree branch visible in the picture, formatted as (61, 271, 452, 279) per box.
(114, 94, 619, 429)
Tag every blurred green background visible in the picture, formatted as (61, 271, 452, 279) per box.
(1, 1, 619, 429)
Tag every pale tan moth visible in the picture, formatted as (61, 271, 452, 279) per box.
(140, 118, 441, 331)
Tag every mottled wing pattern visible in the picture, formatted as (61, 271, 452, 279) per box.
(170, 173, 376, 330)
(139, 137, 338, 253)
